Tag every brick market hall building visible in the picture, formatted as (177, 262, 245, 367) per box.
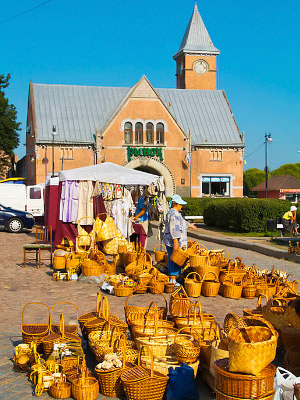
(25, 2, 244, 197)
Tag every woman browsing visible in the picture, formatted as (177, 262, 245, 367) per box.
(163, 194, 197, 284)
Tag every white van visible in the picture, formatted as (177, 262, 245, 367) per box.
(0, 183, 44, 217)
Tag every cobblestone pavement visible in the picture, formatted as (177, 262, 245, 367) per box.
(0, 227, 298, 399)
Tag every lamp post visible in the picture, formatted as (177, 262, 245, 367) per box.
(264, 132, 272, 198)
(52, 125, 58, 177)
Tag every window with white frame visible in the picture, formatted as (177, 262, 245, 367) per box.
(156, 123, 164, 144)
(135, 122, 143, 144)
(146, 122, 154, 144)
(202, 176, 230, 197)
(124, 122, 133, 144)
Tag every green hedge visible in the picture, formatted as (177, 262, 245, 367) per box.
(180, 197, 294, 233)
(203, 198, 292, 232)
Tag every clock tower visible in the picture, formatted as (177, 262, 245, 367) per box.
(173, 1, 220, 90)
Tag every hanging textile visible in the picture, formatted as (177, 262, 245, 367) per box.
(77, 181, 94, 225)
(59, 180, 79, 223)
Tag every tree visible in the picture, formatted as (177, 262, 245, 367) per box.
(243, 168, 265, 197)
(270, 163, 300, 180)
(0, 74, 21, 178)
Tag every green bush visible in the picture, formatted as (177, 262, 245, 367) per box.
(203, 198, 292, 233)
(181, 197, 215, 217)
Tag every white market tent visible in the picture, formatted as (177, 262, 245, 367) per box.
(59, 162, 159, 185)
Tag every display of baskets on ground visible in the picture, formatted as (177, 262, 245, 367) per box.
(49, 377, 71, 399)
(78, 292, 102, 336)
(134, 334, 176, 358)
(256, 275, 276, 298)
(184, 272, 203, 297)
(214, 358, 276, 399)
(149, 277, 165, 294)
(201, 272, 221, 297)
(66, 251, 82, 270)
(114, 278, 136, 297)
(242, 274, 256, 299)
(227, 316, 278, 375)
(81, 258, 105, 276)
(120, 346, 169, 400)
(219, 259, 246, 284)
(164, 282, 175, 293)
(21, 303, 50, 351)
(72, 368, 99, 400)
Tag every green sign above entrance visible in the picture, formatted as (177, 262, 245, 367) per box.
(127, 146, 163, 162)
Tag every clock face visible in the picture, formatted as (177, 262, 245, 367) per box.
(194, 60, 208, 75)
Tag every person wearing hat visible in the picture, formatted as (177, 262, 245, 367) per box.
(163, 194, 197, 284)
(282, 205, 298, 236)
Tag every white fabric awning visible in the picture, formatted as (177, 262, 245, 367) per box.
(59, 162, 159, 185)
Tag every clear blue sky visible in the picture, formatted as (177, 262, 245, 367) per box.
(2, 0, 300, 171)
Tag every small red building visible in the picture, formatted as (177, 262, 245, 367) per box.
(252, 175, 300, 202)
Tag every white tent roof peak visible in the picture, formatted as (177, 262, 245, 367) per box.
(59, 162, 159, 185)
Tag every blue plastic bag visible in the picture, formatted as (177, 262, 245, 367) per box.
(167, 363, 199, 400)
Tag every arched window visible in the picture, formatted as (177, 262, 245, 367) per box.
(135, 122, 143, 144)
(156, 123, 164, 144)
(146, 122, 154, 144)
(124, 122, 132, 144)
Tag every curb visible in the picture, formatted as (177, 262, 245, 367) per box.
(150, 221, 300, 264)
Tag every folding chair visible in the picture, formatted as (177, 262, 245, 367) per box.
(23, 226, 53, 268)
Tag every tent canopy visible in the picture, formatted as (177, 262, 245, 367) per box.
(59, 162, 159, 185)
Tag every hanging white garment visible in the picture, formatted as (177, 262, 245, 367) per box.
(77, 181, 94, 225)
(111, 198, 131, 238)
(59, 180, 79, 222)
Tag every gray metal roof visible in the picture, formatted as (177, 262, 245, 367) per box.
(32, 83, 243, 147)
(174, 1, 220, 58)
(156, 88, 242, 146)
(33, 84, 130, 144)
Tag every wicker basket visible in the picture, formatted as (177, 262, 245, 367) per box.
(281, 324, 300, 351)
(149, 278, 165, 295)
(81, 259, 105, 276)
(164, 282, 175, 293)
(53, 249, 67, 270)
(256, 275, 277, 298)
(140, 355, 199, 378)
(114, 279, 135, 297)
(135, 334, 176, 358)
(222, 276, 243, 300)
(94, 337, 135, 398)
(201, 272, 220, 297)
(169, 286, 191, 317)
(21, 302, 50, 351)
(262, 297, 288, 330)
(132, 308, 177, 340)
(49, 380, 71, 399)
(172, 327, 201, 363)
(215, 389, 275, 400)
(285, 298, 300, 331)
(78, 292, 102, 335)
(66, 252, 82, 270)
(243, 294, 268, 317)
(227, 316, 278, 375)
(184, 272, 202, 297)
(214, 358, 276, 398)
(125, 290, 167, 326)
(120, 346, 169, 400)
(170, 247, 187, 267)
(154, 244, 167, 263)
(72, 372, 99, 400)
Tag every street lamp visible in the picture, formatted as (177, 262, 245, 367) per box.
(264, 132, 272, 198)
(52, 125, 58, 177)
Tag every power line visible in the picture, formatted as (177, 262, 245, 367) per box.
(0, 0, 55, 25)
(244, 142, 264, 160)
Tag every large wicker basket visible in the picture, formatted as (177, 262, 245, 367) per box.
(125, 291, 167, 326)
(169, 286, 191, 317)
(184, 272, 202, 297)
(170, 248, 187, 267)
(120, 346, 169, 400)
(21, 302, 50, 351)
(214, 358, 276, 398)
(201, 272, 220, 297)
(154, 244, 167, 263)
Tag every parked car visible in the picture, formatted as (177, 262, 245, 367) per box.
(0, 203, 35, 233)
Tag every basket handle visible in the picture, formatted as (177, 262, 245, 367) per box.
(96, 292, 101, 314)
(256, 293, 268, 308)
(138, 345, 154, 378)
(185, 271, 202, 282)
(202, 271, 219, 282)
(60, 313, 65, 339)
(154, 243, 167, 253)
(174, 326, 198, 345)
(101, 296, 109, 321)
(144, 252, 153, 267)
(236, 316, 278, 339)
(50, 301, 79, 334)
(125, 285, 168, 318)
(187, 302, 204, 325)
(53, 249, 68, 258)
(21, 303, 50, 335)
(113, 334, 127, 368)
